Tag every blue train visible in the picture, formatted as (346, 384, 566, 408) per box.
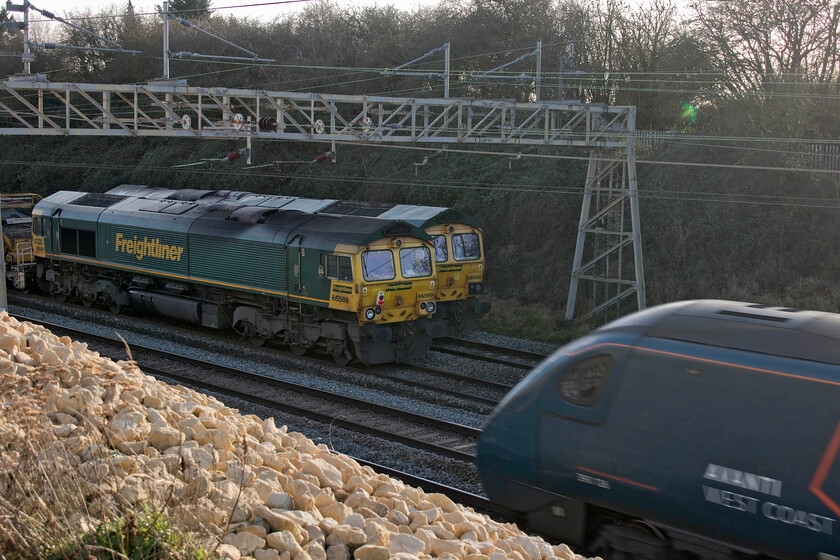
(477, 300, 840, 560)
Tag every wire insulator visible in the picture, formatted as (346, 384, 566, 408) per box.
(226, 151, 241, 161)
(313, 153, 329, 163)
(258, 117, 277, 131)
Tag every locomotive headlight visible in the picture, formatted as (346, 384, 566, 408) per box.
(365, 308, 376, 320)
(426, 301, 436, 314)
(420, 302, 427, 310)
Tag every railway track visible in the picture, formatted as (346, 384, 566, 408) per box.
(14, 313, 480, 463)
(431, 337, 552, 369)
(12, 293, 509, 411)
(372, 362, 514, 406)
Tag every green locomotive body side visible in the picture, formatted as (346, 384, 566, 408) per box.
(31, 190, 437, 364)
(104, 185, 489, 337)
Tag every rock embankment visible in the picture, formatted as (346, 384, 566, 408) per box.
(0, 313, 587, 560)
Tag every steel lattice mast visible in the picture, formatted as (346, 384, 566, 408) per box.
(565, 108, 646, 321)
(0, 80, 645, 321)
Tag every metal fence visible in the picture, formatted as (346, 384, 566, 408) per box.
(808, 143, 840, 172)
(634, 130, 681, 148)
(635, 130, 840, 172)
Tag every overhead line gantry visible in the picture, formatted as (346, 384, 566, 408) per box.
(0, 2, 645, 322)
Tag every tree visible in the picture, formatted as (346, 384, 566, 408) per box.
(690, 0, 840, 138)
(691, 0, 840, 94)
(610, 0, 713, 128)
(168, 0, 212, 19)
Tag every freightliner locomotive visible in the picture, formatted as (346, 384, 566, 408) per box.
(30, 190, 444, 364)
(105, 185, 491, 336)
(478, 300, 840, 560)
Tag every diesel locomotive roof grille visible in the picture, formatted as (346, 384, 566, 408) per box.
(166, 189, 212, 201)
(139, 200, 175, 212)
(746, 303, 803, 313)
(229, 207, 280, 223)
(215, 191, 251, 200)
(160, 202, 197, 215)
(74, 193, 126, 208)
(321, 201, 391, 217)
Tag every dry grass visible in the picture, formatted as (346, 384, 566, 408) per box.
(477, 294, 597, 346)
(0, 404, 213, 560)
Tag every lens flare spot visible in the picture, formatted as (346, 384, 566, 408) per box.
(681, 102, 697, 124)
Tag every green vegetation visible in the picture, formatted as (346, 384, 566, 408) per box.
(0, 411, 213, 560)
(0, 0, 838, 341)
(45, 509, 209, 560)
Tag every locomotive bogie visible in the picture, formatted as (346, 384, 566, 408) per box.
(478, 300, 840, 560)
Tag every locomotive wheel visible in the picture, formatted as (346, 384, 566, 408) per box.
(452, 302, 466, 333)
(236, 320, 266, 346)
(37, 277, 51, 294)
(290, 344, 308, 356)
(593, 520, 668, 560)
(396, 323, 417, 358)
(332, 351, 351, 366)
(81, 297, 95, 308)
(108, 301, 122, 314)
(248, 336, 266, 347)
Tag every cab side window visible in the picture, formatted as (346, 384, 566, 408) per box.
(556, 355, 612, 406)
(327, 254, 353, 281)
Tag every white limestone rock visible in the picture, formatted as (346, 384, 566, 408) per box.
(266, 530, 306, 557)
(0, 311, 592, 560)
(224, 530, 267, 556)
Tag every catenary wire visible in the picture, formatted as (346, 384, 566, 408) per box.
(0, 156, 836, 208)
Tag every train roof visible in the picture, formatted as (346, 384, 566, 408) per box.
(34, 191, 127, 217)
(601, 299, 840, 365)
(36, 190, 431, 250)
(105, 185, 481, 229)
(374, 205, 481, 229)
(105, 185, 177, 199)
(187, 207, 429, 249)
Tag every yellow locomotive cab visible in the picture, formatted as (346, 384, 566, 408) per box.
(349, 238, 437, 324)
(427, 224, 486, 301)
